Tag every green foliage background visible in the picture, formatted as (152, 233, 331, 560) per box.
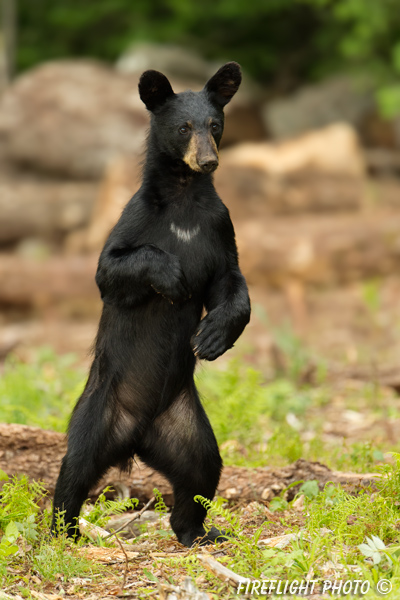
(15, 0, 400, 114)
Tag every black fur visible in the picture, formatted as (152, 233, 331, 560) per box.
(51, 62, 250, 547)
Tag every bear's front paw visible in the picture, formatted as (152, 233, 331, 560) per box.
(191, 318, 231, 361)
(151, 256, 191, 303)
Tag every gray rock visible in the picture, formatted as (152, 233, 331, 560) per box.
(116, 42, 218, 83)
(264, 76, 375, 140)
(0, 60, 149, 178)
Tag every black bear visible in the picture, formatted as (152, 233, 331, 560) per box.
(52, 62, 251, 547)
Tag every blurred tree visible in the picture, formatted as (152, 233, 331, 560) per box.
(1, 0, 16, 81)
(16, 0, 400, 115)
(302, 0, 400, 116)
(17, 0, 320, 90)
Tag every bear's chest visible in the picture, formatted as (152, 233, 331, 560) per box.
(160, 219, 221, 289)
(139, 209, 223, 291)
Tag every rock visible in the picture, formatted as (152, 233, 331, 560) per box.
(64, 160, 400, 290)
(0, 57, 266, 184)
(0, 169, 98, 245)
(215, 124, 365, 218)
(0, 60, 149, 178)
(116, 42, 218, 83)
(5, 208, 400, 299)
(235, 211, 400, 287)
(222, 102, 267, 147)
(0, 324, 24, 359)
(216, 169, 364, 219)
(264, 75, 374, 140)
(220, 124, 366, 177)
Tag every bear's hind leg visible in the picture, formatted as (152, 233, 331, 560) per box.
(52, 393, 136, 539)
(52, 451, 101, 539)
(137, 385, 225, 547)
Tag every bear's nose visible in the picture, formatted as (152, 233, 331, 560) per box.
(198, 159, 219, 173)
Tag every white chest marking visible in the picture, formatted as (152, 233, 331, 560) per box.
(170, 222, 200, 242)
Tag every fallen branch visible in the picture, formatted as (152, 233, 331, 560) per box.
(197, 554, 249, 589)
(78, 517, 110, 541)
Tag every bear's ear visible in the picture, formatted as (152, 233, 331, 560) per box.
(139, 70, 175, 112)
(204, 62, 242, 107)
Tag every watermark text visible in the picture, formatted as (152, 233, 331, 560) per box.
(236, 578, 392, 595)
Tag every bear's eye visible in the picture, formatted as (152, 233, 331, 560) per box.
(179, 126, 189, 135)
(211, 123, 220, 133)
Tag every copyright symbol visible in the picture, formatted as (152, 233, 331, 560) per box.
(376, 579, 392, 595)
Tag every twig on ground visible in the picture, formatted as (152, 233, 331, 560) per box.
(113, 532, 129, 589)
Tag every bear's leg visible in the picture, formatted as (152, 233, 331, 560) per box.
(52, 451, 102, 539)
(52, 395, 135, 538)
(137, 384, 225, 547)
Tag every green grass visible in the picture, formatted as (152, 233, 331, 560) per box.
(0, 348, 394, 471)
(147, 454, 400, 597)
(142, 466, 400, 598)
(0, 347, 85, 432)
(0, 471, 99, 587)
(197, 360, 392, 472)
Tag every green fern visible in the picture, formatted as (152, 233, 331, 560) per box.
(153, 488, 168, 518)
(377, 452, 400, 502)
(0, 473, 46, 536)
(194, 495, 241, 536)
(306, 483, 398, 545)
(84, 486, 138, 528)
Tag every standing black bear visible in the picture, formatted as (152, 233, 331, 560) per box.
(52, 62, 251, 547)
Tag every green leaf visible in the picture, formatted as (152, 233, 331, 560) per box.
(372, 450, 385, 462)
(269, 497, 289, 512)
(299, 480, 320, 500)
(0, 470, 9, 482)
(0, 538, 19, 558)
(4, 521, 20, 544)
(143, 568, 159, 583)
